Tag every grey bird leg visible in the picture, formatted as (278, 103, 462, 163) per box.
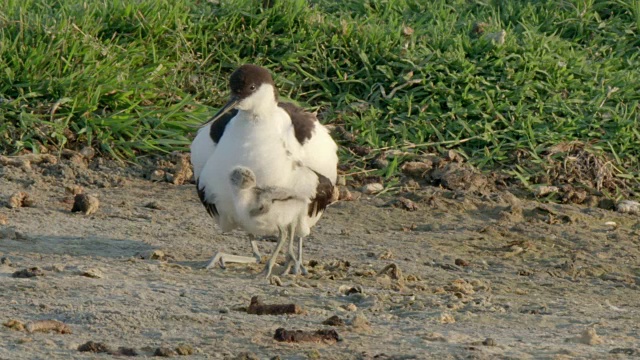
(249, 234, 263, 263)
(259, 225, 289, 278)
(281, 226, 298, 275)
(294, 235, 308, 275)
(205, 252, 258, 269)
(281, 235, 308, 276)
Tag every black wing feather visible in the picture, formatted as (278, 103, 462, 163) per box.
(196, 180, 218, 217)
(308, 171, 335, 217)
(209, 108, 238, 143)
(278, 102, 316, 145)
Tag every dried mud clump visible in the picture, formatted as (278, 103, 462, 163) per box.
(148, 152, 194, 185)
(518, 141, 625, 195)
(167, 152, 193, 185)
(430, 162, 492, 194)
(7, 192, 35, 209)
(3, 319, 26, 331)
(71, 194, 99, 215)
(401, 160, 434, 177)
(112, 347, 138, 356)
(175, 344, 194, 355)
(247, 296, 303, 315)
(616, 200, 640, 215)
(274, 328, 341, 343)
(323, 315, 345, 326)
(78, 341, 111, 353)
(384, 197, 419, 211)
(154, 347, 177, 357)
(0, 154, 57, 170)
(26, 320, 72, 334)
(12, 267, 45, 278)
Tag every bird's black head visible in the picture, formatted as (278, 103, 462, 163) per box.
(229, 64, 275, 100)
(201, 64, 277, 127)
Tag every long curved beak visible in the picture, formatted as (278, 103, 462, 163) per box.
(200, 95, 240, 128)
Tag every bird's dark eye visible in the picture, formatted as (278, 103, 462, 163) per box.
(249, 85, 256, 91)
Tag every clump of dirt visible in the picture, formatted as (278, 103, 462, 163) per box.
(516, 141, 636, 201)
(146, 152, 193, 185)
(429, 162, 493, 195)
(7, 191, 35, 209)
(78, 341, 111, 353)
(71, 194, 100, 215)
(12, 267, 45, 278)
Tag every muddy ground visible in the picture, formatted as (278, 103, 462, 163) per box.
(0, 154, 639, 360)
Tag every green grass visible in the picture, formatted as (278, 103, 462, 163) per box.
(1, 0, 639, 191)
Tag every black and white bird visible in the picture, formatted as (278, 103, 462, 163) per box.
(190, 64, 338, 277)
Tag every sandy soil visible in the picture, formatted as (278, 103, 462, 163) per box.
(0, 155, 639, 360)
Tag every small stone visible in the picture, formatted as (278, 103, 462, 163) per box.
(64, 185, 84, 195)
(43, 338, 57, 347)
(1, 256, 12, 266)
(338, 187, 353, 201)
(609, 348, 637, 356)
(0, 213, 7, 225)
(154, 347, 177, 357)
(598, 198, 616, 210)
(71, 194, 99, 215)
(362, 183, 384, 195)
(396, 197, 419, 211)
(78, 341, 111, 353)
(472, 22, 488, 35)
(454, 258, 470, 267)
(137, 250, 174, 261)
(113, 347, 138, 356)
(144, 201, 165, 210)
(81, 268, 104, 279)
(533, 185, 559, 197)
(233, 352, 259, 360)
(482, 338, 497, 346)
(12, 267, 44, 278)
(616, 200, 640, 215)
(344, 303, 357, 312)
(350, 313, 371, 331)
(50, 264, 65, 272)
(440, 312, 455, 324)
(486, 29, 506, 45)
(149, 169, 166, 182)
(401, 161, 432, 177)
(14, 230, 28, 240)
(3, 319, 26, 331)
(571, 326, 603, 345)
(323, 315, 345, 326)
(0, 226, 17, 239)
(79, 146, 96, 160)
(175, 344, 193, 355)
(423, 332, 448, 342)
